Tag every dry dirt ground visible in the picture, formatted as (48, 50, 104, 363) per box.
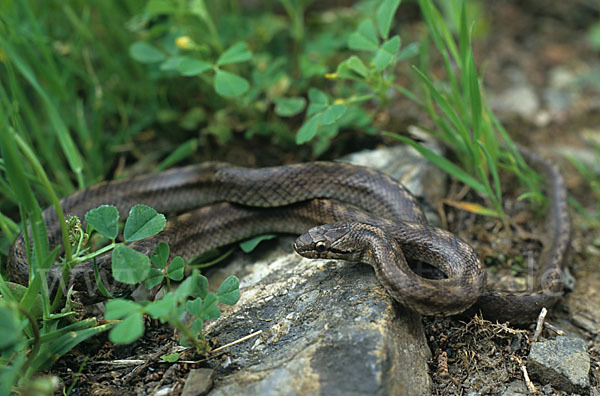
(422, 1, 600, 394)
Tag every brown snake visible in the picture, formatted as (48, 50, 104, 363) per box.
(7, 148, 570, 324)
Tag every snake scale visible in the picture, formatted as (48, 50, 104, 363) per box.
(7, 148, 570, 324)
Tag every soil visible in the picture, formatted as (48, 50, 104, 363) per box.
(44, 1, 600, 395)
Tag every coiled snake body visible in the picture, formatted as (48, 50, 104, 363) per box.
(7, 149, 570, 324)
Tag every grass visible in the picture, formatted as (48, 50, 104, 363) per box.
(0, 53, 109, 392)
(0, 1, 194, 392)
(409, 0, 544, 218)
(292, 0, 546, 221)
(0, 1, 163, 195)
(567, 143, 600, 228)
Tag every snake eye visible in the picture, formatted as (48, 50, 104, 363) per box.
(315, 241, 327, 253)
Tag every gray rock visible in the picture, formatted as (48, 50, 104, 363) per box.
(527, 336, 590, 394)
(182, 368, 215, 396)
(556, 130, 600, 174)
(491, 85, 540, 119)
(202, 145, 446, 396)
(488, 68, 540, 120)
(544, 67, 578, 114)
(501, 381, 528, 396)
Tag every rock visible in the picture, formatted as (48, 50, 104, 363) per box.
(202, 144, 447, 396)
(543, 66, 578, 114)
(490, 85, 540, 120)
(181, 368, 216, 396)
(527, 336, 590, 394)
(571, 313, 599, 335)
(556, 129, 600, 174)
(488, 68, 540, 121)
(501, 381, 528, 396)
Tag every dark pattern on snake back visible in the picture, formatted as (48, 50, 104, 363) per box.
(6, 149, 570, 324)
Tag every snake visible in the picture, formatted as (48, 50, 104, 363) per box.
(6, 148, 570, 324)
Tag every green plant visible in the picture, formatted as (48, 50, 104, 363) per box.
(0, 7, 164, 389)
(0, 113, 238, 390)
(124, 0, 388, 154)
(0, 115, 109, 389)
(294, 0, 417, 150)
(0, 197, 240, 392)
(293, 0, 544, 220)
(106, 270, 239, 352)
(78, 204, 242, 351)
(588, 20, 600, 50)
(401, 0, 545, 219)
(0, 0, 173, 194)
(566, 142, 600, 227)
(0, 299, 108, 395)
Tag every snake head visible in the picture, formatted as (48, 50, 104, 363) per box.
(293, 223, 360, 261)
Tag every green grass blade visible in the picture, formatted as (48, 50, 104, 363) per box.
(0, 38, 85, 188)
(0, 119, 48, 313)
(0, 61, 73, 192)
(412, 66, 470, 146)
(467, 49, 482, 140)
(568, 196, 599, 227)
(418, 0, 462, 103)
(477, 141, 503, 215)
(13, 133, 72, 265)
(458, 0, 469, 69)
(385, 132, 487, 195)
(155, 138, 199, 172)
(0, 211, 19, 242)
(28, 320, 110, 374)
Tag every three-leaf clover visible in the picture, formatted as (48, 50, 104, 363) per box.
(347, 0, 404, 71)
(146, 242, 186, 289)
(85, 204, 167, 285)
(105, 272, 240, 346)
(129, 40, 253, 98)
(296, 89, 347, 144)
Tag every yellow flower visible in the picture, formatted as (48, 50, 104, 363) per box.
(176, 36, 192, 49)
